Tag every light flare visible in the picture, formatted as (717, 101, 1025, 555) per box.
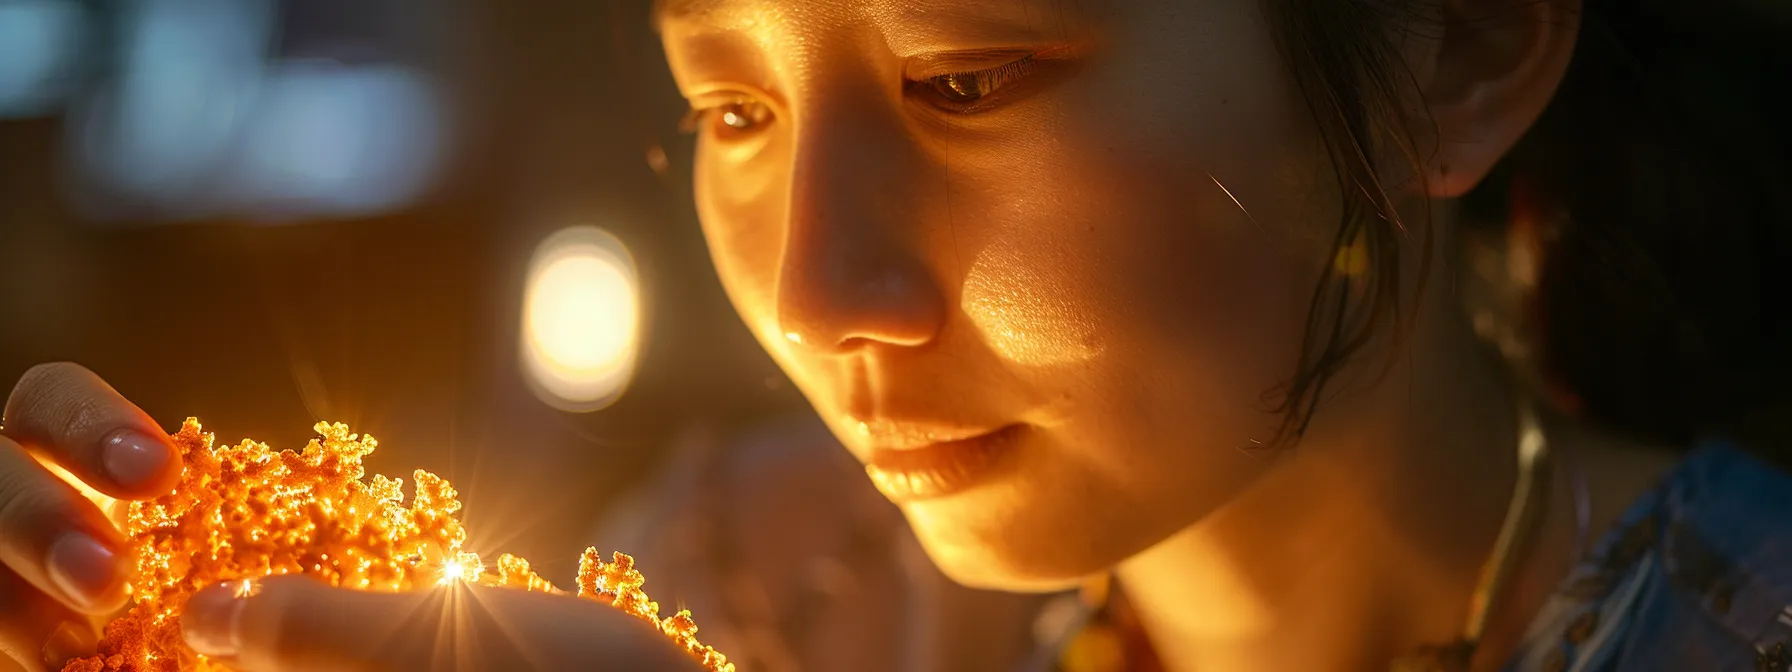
(437, 552, 483, 586)
(61, 419, 731, 672)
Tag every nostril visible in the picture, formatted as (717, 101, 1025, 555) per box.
(775, 261, 945, 354)
(777, 301, 941, 354)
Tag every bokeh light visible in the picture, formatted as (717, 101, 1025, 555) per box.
(75, 0, 274, 202)
(56, 0, 448, 224)
(235, 61, 444, 219)
(520, 226, 643, 412)
(0, 0, 87, 118)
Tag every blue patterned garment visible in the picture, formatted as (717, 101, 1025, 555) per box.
(1504, 442, 1792, 672)
(1043, 442, 1792, 672)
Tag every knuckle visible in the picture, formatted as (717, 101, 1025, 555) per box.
(0, 469, 71, 534)
(10, 362, 87, 405)
(7, 363, 84, 423)
(4, 363, 114, 447)
(6, 363, 75, 425)
(15, 363, 86, 393)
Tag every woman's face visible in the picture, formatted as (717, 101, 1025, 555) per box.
(661, 0, 1353, 590)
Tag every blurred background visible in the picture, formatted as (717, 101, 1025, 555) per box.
(0, 2, 1071, 669)
(0, 0, 808, 581)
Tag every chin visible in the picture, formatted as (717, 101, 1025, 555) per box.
(919, 537, 1094, 593)
(899, 496, 1137, 594)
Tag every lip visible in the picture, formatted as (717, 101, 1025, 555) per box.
(861, 424, 1025, 501)
(852, 418, 1004, 452)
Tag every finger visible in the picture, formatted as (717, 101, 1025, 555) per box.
(0, 566, 99, 672)
(0, 436, 130, 615)
(182, 577, 700, 672)
(2, 363, 181, 499)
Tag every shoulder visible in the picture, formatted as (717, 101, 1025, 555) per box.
(1656, 441, 1792, 601)
(1627, 441, 1792, 667)
(1509, 441, 1792, 672)
(1665, 440, 1792, 524)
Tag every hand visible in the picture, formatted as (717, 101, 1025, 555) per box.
(0, 363, 185, 671)
(180, 576, 708, 672)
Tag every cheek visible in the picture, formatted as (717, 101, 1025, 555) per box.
(694, 134, 790, 345)
(947, 2, 1335, 380)
(949, 109, 1331, 390)
(961, 238, 1107, 368)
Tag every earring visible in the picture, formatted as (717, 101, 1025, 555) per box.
(1333, 232, 1370, 278)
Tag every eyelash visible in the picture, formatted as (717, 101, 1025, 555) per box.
(909, 56, 1040, 111)
(680, 98, 772, 138)
(679, 54, 1045, 137)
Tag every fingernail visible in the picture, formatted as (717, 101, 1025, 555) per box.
(46, 532, 122, 612)
(102, 429, 173, 490)
(182, 582, 251, 658)
(41, 621, 98, 669)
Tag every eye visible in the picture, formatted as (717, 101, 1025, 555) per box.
(912, 56, 1039, 110)
(681, 98, 775, 137)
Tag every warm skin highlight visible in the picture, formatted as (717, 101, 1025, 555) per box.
(659, 0, 1683, 669)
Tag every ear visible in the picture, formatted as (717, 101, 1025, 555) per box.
(1419, 0, 1582, 198)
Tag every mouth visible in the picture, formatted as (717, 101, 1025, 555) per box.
(861, 424, 1026, 502)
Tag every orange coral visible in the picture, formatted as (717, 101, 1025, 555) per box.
(62, 418, 730, 672)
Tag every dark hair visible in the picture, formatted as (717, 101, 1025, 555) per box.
(1260, 0, 1792, 452)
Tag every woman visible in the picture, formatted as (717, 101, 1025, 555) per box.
(6, 0, 1790, 669)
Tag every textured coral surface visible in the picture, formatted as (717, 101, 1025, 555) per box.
(61, 419, 731, 672)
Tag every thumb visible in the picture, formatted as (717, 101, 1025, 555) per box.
(180, 577, 431, 672)
(180, 576, 700, 672)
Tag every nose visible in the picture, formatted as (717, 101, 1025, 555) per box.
(776, 90, 946, 355)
